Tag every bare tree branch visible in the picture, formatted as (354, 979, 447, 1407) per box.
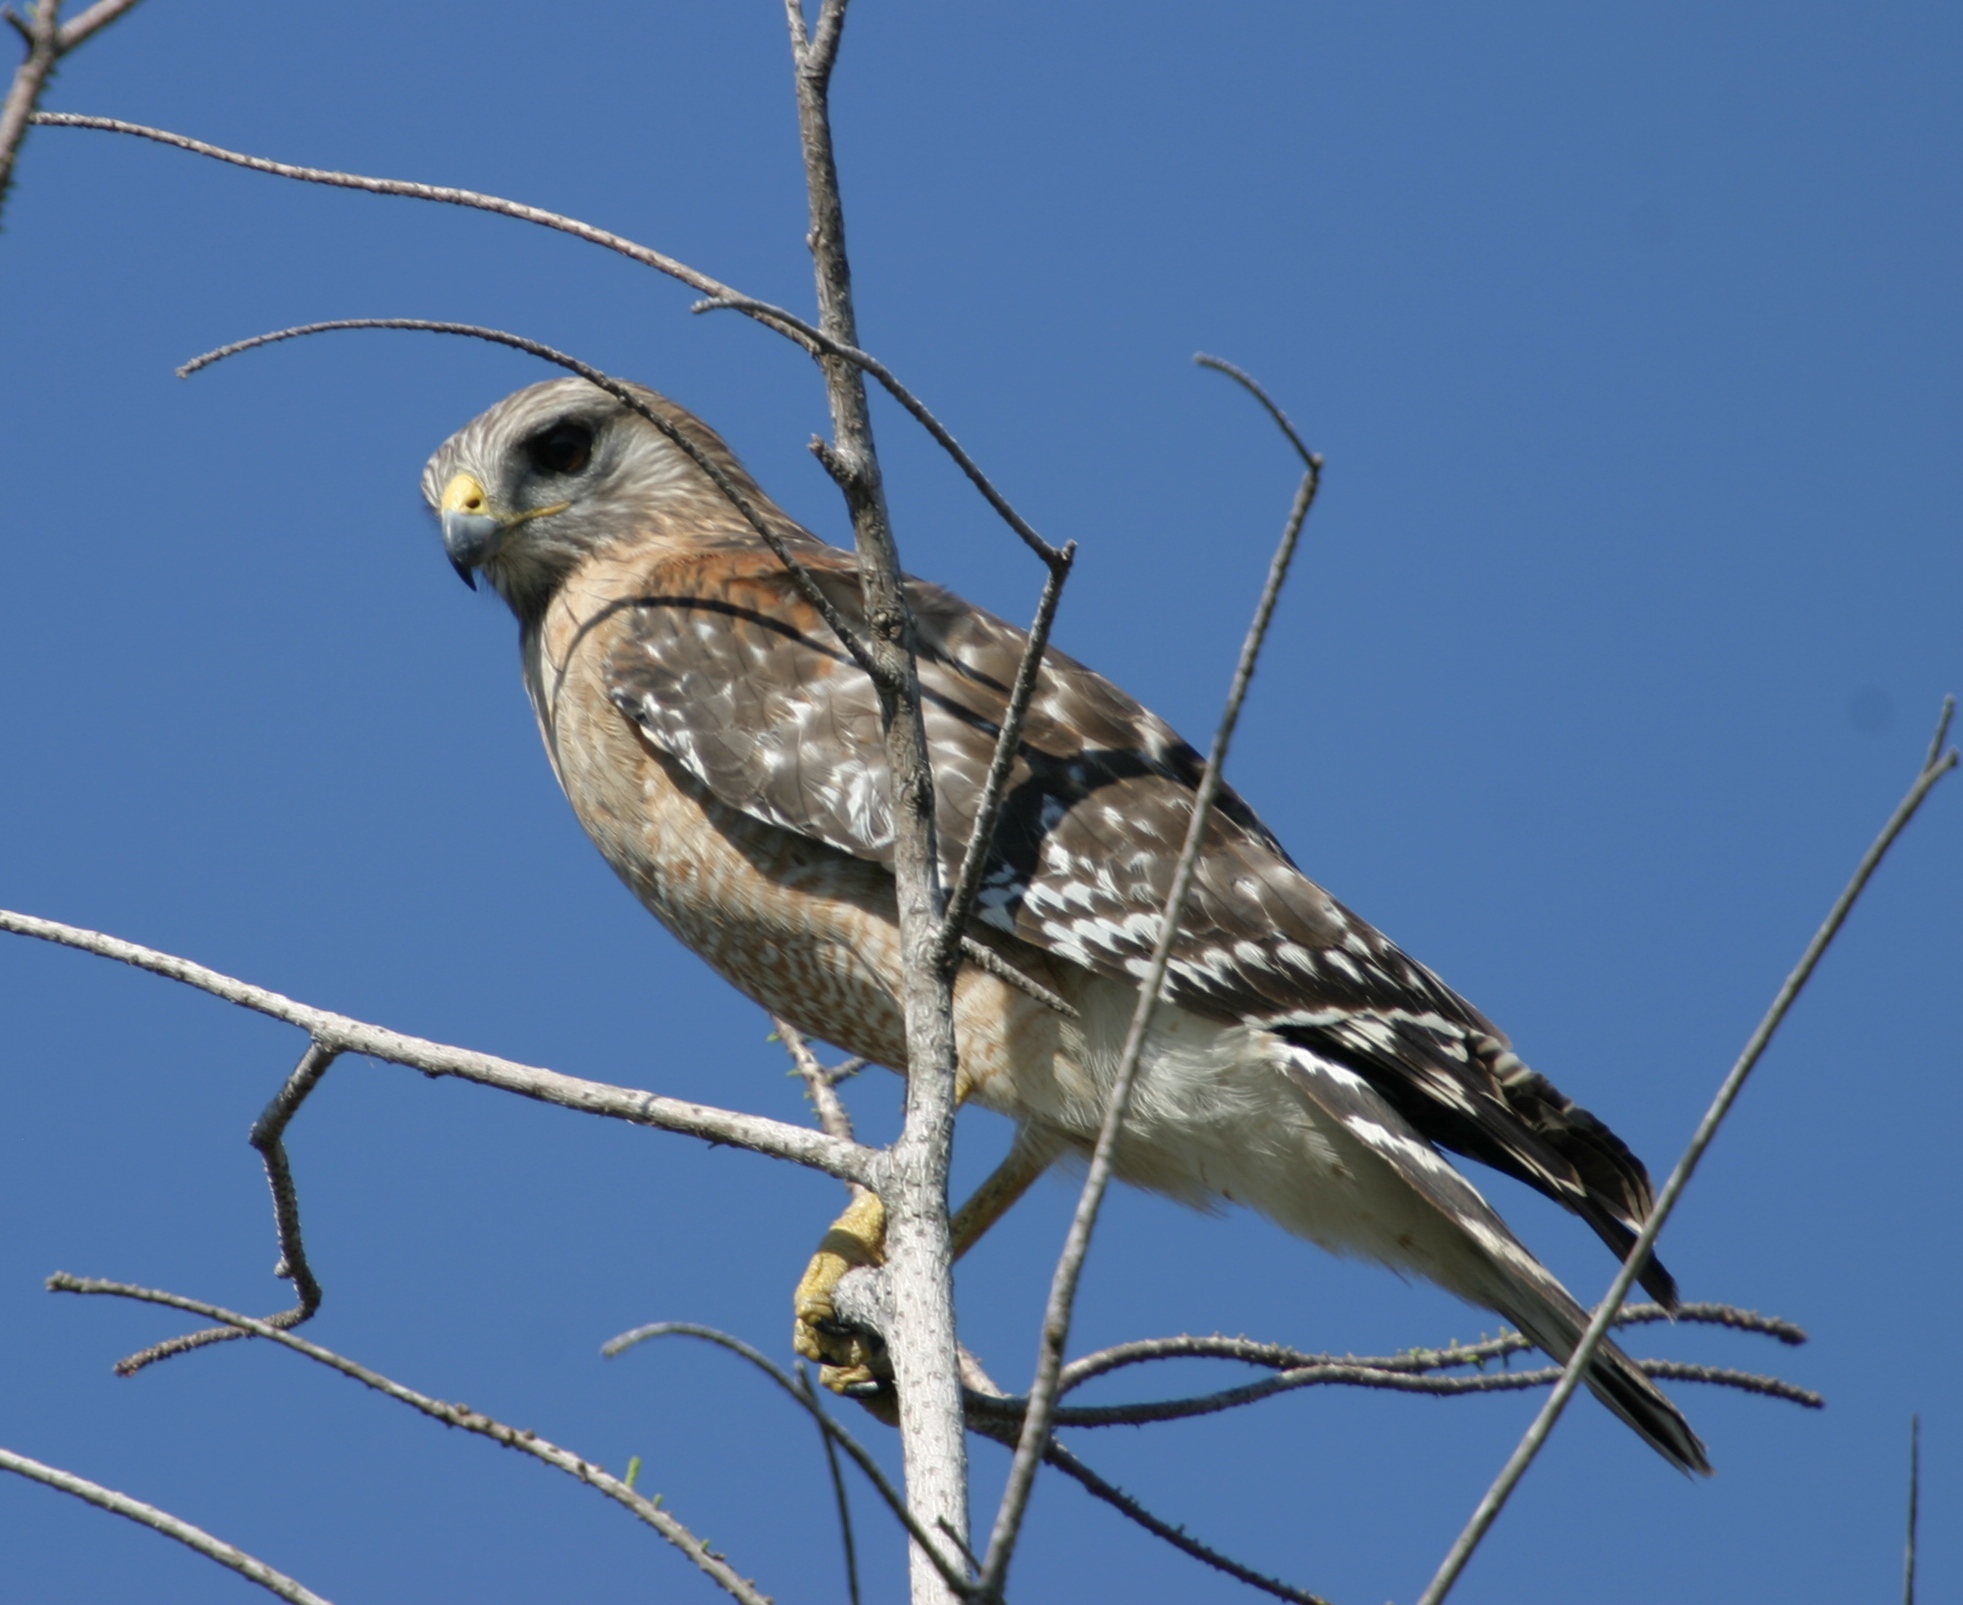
(2, 1, 145, 219)
(52, 0, 139, 49)
(782, 5, 973, 1597)
(39, 111, 1067, 580)
(52, 1276, 772, 1605)
(1904, 1413, 1921, 1605)
(801, 1365, 864, 1605)
(0, 1443, 330, 1605)
(1035, 1439, 1332, 1605)
(977, 363, 1322, 1602)
(0, 3, 64, 215)
(1057, 1302, 1809, 1393)
(603, 1319, 971, 1595)
(776, 1017, 861, 1146)
(116, 1039, 337, 1374)
(0, 908, 875, 1184)
(1418, 699, 1961, 1605)
(27, 111, 821, 349)
(936, 556, 1074, 967)
(693, 292, 1070, 568)
(969, 1354, 1820, 1431)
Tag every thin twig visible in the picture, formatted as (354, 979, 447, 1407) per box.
(1418, 705, 1960, 1605)
(965, 1354, 1819, 1431)
(52, 0, 140, 47)
(42, 106, 1075, 585)
(0, 1443, 329, 1605)
(695, 293, 1069, 568)
(1904, 1414, 1920, 1605)
(603, 1320, 971, 1595)
(1039, 1440, 1332, 1605)
(1058, 1302, 1809, 1392)
(117, 1038, 338, 1373)
(178, 317, 883, 682)
(27, 111, 820, 352)
(956, 1361, 1333, 1605)
(0, 907, 875, 1186)
(957, 936, 1078, 1018)
(976, 365, 1321, 1602)
(800, 1366, 864, 1605)
(937, 555, 1075, 967)
(51, 1276, 771, 1605)
(776, 1017, 859, 1147)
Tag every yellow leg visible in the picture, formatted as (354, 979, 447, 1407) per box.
(793, 1188, 888, 1390)
(794, 1128, 1062, 1393)
(951, 1127, 1062, 1261)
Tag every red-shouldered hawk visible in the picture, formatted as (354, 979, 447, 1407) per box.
(423, 375, 1708, 1474)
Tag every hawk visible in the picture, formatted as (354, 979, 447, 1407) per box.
(423, 376, 1708, 1474)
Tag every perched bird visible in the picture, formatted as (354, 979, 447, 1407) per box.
(424, 375, 1708, 1474)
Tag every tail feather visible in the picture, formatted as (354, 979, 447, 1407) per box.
(1280, 1042, 1709, 1474)
(1503, 1284, 1712, 1476)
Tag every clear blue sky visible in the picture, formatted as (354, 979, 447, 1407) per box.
(2, 4, 1957, 1601)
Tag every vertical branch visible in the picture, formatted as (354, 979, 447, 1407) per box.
(783, 3, 971, 1598)
(976, 366, 1322, 1601)
(0, 1, 66, 216)
(1417, 701, 1959, 1605)
(0, 0, 147, 221)
(1904, 1414, 1921, 1605)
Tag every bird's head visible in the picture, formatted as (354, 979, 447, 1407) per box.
(421, 376, 772, 620)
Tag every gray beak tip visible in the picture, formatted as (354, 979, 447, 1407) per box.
(441, 508, 504, 590)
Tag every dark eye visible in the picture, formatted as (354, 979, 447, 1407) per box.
(527, 421, 594, 476)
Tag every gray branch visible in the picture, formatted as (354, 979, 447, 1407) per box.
(782, 4, 974, 1597)
(0, 0, 146, 220)
(0, 907, 875, 1185)
(1418, 695, 1960, 1605)
(604, 1320, 970, 1595)
(0, 1443, 329, 1605)
(52, 1276, 772, 1605)
(976, 361, 1323, 1602)
(116, 1039, 338, 1374)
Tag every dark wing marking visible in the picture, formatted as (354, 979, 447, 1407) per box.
(604, 543, 1673, 1301)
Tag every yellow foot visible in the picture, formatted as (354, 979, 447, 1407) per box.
(793, 1189, 888, 1393)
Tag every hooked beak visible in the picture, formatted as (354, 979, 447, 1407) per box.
(438, 472, 572, 590)
(440, 473, 503, 590)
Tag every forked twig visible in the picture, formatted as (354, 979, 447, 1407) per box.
(1058, 1302, 1809, 1393)
(1, 3, 148, 219)
(0, 1443, 328, 1605)
(693, 291, 1069, 568)
(775, 1016, 861, 1148)
(51, 1276, 770, 1605)
(117, 1040, 337, 1374)
(1418, 700, 1960, 1605)
(977, 360, 1322, 1601)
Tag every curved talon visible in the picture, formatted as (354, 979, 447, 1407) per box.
(793, 1190, 888, 1392)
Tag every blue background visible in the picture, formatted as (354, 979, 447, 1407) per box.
(1, 4, 1957, 1601)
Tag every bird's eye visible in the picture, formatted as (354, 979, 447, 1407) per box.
(527, 422, 594, 476)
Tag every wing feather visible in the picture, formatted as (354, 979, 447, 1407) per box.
(603, 542, 1673, 1301)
